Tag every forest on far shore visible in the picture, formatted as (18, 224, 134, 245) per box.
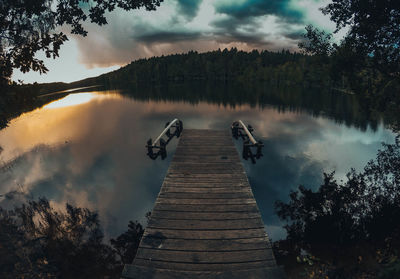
(92, 47, 387, 95)
(3, 47, 399, 132)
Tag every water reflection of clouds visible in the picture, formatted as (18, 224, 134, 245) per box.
(242, 115, 326, 240)
(44, 93, 97, 109)
(0, 95, 119, 164)
(0, 91, 396, 240)
(237, 112, 395, 240)
(3, 93, 192, 237)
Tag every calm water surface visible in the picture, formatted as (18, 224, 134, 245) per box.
(0, 86, 396, 240)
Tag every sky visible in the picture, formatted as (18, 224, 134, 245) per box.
(12, 0, 345, 84)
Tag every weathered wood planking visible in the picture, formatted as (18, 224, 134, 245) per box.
(122, 129, 285, 279)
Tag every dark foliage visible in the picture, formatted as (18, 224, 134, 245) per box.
(110, 221, 144, 265)
(0, 198, 144, 279)
(322, 0, 400, 75)
(94, 48, 334, 89)
(0, 0, 163, 85)
(297, 1, 400, 125)
(299, 1, 400, 78)
(298, 25, 336, 57)
(275, 135, 400, 278)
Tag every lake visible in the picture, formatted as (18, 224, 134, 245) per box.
(0, 83, 396, 240)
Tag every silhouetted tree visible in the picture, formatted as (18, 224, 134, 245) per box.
(0, 0, 163, 85)
(0, 198, 144, 278)
(322, 0, 400, 76)
(275, 135, 400, 278)
(110, 221, 144, 265)
(298, 25, 336, 57)
(299, 1, 400, 77)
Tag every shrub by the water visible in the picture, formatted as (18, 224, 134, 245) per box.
(275, 135, 400, 278)
(0, 198, 144, 279)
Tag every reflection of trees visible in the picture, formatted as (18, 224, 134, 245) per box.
(3, 47, 399, 132)
(0, 198, 144, 279)
(118, 81, 384, 132)
(0, 83, 69, 129)
(274, 136, 400, 278)
(83, 47, 399, 123)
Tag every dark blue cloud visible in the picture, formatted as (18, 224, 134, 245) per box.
(282, 30, 305, 41)
(210, 1, 305, 48)
(176, 0, 202, 19)
(133, 31, 203, 44)
(215, 0, 304, 23)
(130, 0, 305, 49)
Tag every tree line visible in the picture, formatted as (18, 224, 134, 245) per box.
(81, 47, 398, 130)
(94, 48, 342, 89)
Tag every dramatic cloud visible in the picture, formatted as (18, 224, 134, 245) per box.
(214, 0, 303, 23)
(176, 0, 202, 19)
(13, 0, 338, 83)
(72, 0, 337, 68)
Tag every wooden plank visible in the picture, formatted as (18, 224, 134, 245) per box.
(135, 248, 275, 263)
(162, 182, 249, 186)
(169, 163, 241, 167)
(161, 186, 248, 190)
(160, 187, 252, 193)
(122, 265, 286, 279)
(124, 129, 284, 278)
(153, 203, 259, 212)
(172, 155, 238, 160)
(143, 228, 268, 240)
(147, 218, 264, 230)
(153, 202, 260, 212)
(165, 174, 246, 179)
(155, 198, 256, 205)
(158, 192, 253, 199)
(139, 236, 271, 251)
(162, 181, 248, 186)
(168, 166, 244, 171)
(168, 164, 242, 169)
(150, 210, 261, 220)
(164, 175, 247, 179)
(131, 258, 277, 272)
(173, 149, 237, 153)
(161, 183, 250, 188)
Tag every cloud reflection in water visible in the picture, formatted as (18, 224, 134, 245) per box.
(0, 90, 395, 240)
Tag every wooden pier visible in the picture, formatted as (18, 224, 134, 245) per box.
(122, 129, 285, 278)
